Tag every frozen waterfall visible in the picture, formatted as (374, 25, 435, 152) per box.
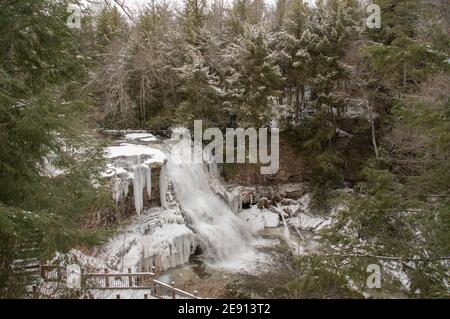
(107, 155, 153, 216)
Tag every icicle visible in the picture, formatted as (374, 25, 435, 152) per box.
(146, 166, 152, 199)
(280, 211, 291, 241)
(111, 175, 130, 205)
(126, 156, 154, 216)
(112, 177, 122, 204)
(131, 168, 142, 216)
(123, 178, 129, 198)
(159, 164, 168, 209)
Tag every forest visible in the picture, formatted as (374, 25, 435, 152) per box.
(0, 0, 449, 299)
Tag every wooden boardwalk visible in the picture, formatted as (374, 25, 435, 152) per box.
(41, 265, 199, 299)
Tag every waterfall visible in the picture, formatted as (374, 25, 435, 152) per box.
(165, 135, 255, 263)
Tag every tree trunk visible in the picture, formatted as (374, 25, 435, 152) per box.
(367, 97, 379, 159)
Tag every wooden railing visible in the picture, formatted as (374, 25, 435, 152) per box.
(40, 265, 200, 299)
(41, 265, 66, 282)
(152, 279, 199, 299)
(82, 269, 154, 290)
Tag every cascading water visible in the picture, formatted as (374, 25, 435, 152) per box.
(165, 133, 256, 264)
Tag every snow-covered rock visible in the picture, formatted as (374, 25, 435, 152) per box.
(124, 133, 157, 142)
(239, 207, 266, 233)
(262, 211, 280, 228)
(239, 206, 280, 231)
(106, 143, 166, 164)
(89, 208, 195, 273)
(139, 223, 195, 273)
(278, 183, 307, 199)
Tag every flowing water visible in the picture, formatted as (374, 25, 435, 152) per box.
(165, 133, 258, 267)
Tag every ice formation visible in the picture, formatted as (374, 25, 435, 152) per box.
(104, 141, 166, 216)
(159, 164, 169, 209)
(239, 206, 280, 231)
(106, 143, 166, 163)
(130, 157, 152, 216)
(111, 175, 130, 204)
(139, 223, 195, 272)
(105, 156, 153, 216)
(86, 209, 195, 273)
(124, 132, 157, 142)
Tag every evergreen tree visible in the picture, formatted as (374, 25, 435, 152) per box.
(181, 0, 208, 43)
(0, 0, 109, 297)
(224, 25, 283, 128)
(96, 6, 128, 52)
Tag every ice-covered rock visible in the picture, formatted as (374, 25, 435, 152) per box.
(262, 211, 280, 228)
(106, 143, 166, 163)
(239, 206, 280, 230)
(124, 133, 157, 142)
(91, 208, 194, 273)
(139, 223, 195, 273)
(239, 207, 265, 233)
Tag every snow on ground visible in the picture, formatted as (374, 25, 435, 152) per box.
(124, 132, 157, 142)
(90, 289, 157, 299)
(105, 143, 166, 164)
(102, 164, 128, 178)
(262, 211, 280, 228)
(382, 261, 411, 290)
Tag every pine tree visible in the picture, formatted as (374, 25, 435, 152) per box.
(181, 0, 208, 43)
(0, 0, 108, 297)
(96, 6, 128, 52)
(224, 25, 283, 128)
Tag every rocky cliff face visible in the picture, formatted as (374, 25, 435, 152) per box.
(222, 136, 309, 186)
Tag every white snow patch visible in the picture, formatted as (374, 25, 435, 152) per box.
(124, 133, 157, 142)
(239, 206, 266, 233)
(262, 211, 280, 228)
(106, 143, 166, 164)
(90, 289, 157, 299)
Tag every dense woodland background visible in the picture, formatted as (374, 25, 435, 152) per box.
(0, 0, 449, 298)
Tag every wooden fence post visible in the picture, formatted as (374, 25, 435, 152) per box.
(40, 264, 45, 281)
(32, 286, 39, 299)
(80, 268, 85, 288)
(171, 281, 176, 299)
(104, 269, 109, 288)
(128, 268, 132, 287)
